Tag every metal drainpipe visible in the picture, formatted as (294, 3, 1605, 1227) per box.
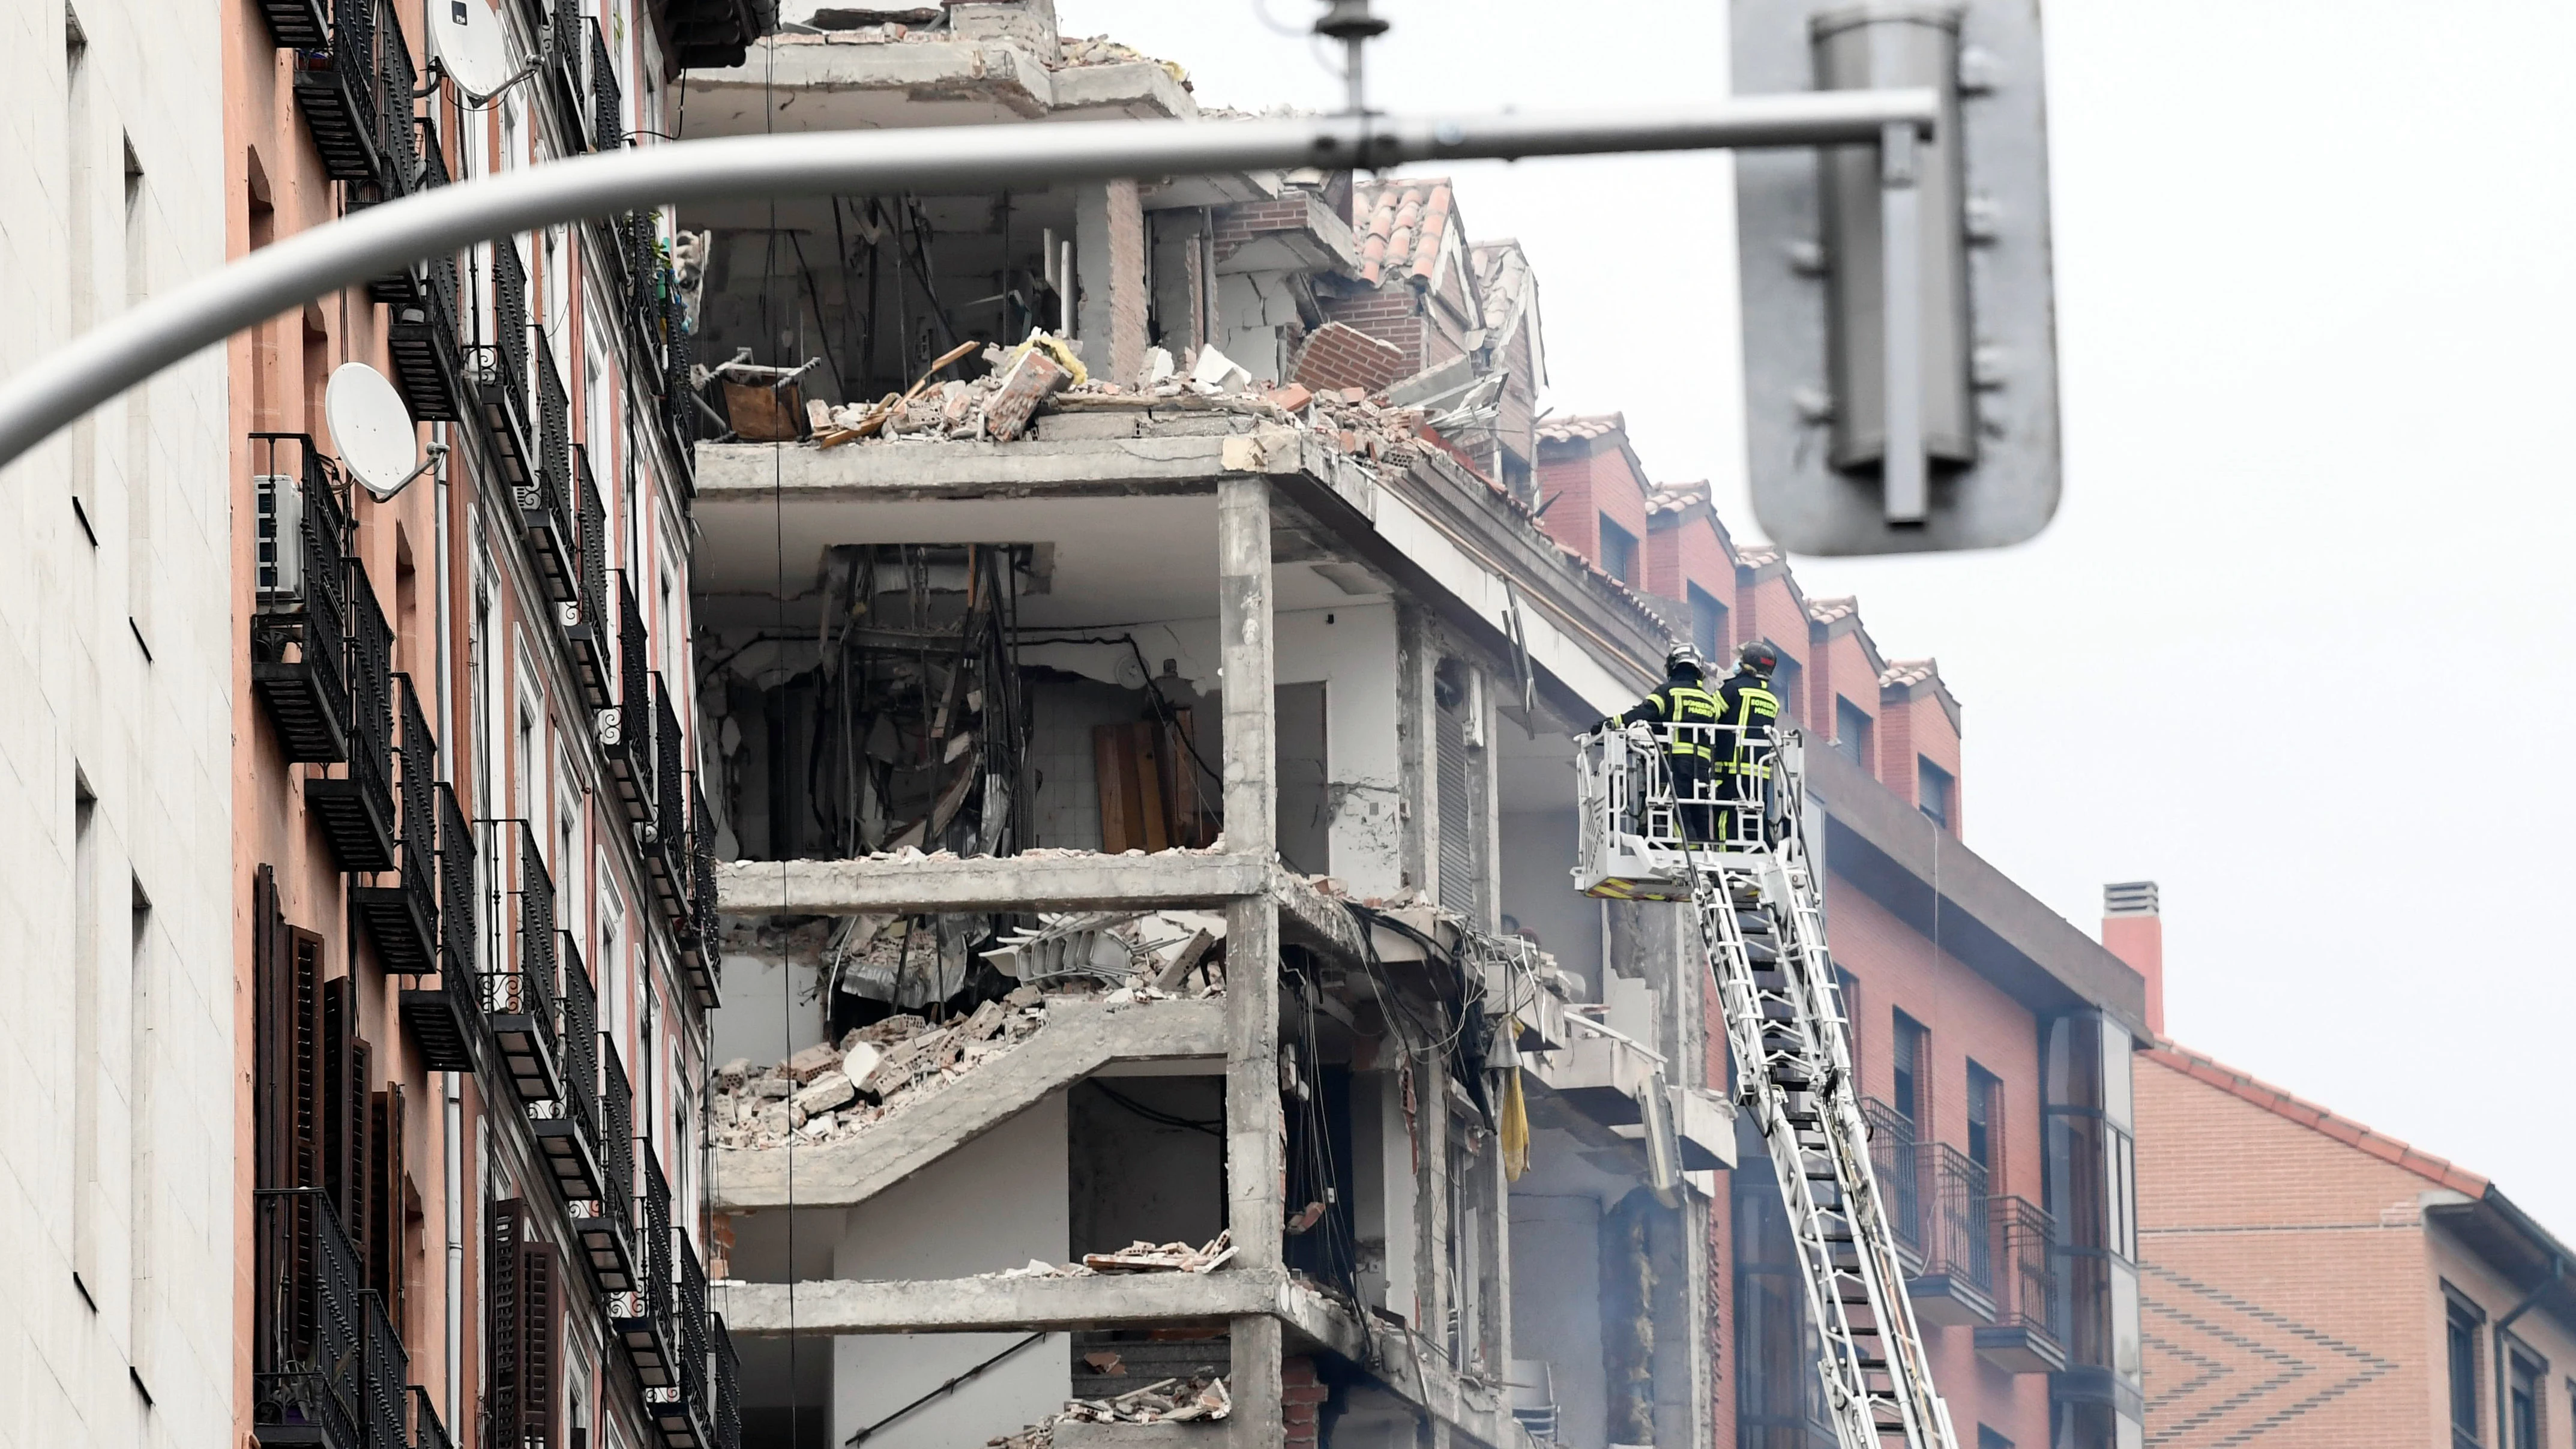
(2494, 1254, 2563, 1447)
(432, 418, 465, 1427)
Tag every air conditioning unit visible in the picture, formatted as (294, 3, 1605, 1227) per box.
(254, 472, 304, 603)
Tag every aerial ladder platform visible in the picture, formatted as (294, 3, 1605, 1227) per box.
(1574, 722, 1960, 1449)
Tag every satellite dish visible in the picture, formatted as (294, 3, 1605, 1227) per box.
(431, 0, 514, 98)
(325, 363, 424, 502)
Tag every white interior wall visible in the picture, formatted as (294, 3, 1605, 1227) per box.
(711, 948, 829, 1076)
(1350, 1069, 1420, 1324)
(1275, 603, 1402, 896)
(1499, 809, 1603, 995)
(831, 1095, 1073, 1449)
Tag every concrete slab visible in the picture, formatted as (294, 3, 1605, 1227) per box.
(712, 999, 1226, 1210)
(715, 851, 1268, 916)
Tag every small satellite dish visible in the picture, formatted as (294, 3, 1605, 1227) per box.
(325, 363, 423, 502)
(431, 0, 513, 99)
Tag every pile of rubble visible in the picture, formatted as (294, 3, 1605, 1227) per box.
(990, 1375, 1234, 1448)
(710, 989, 1048, 1149)
(792, 333, 1433, 467)
(996, 1231, 1238, 1281)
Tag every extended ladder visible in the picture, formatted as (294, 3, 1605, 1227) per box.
(1576, 724, 1958, 1449)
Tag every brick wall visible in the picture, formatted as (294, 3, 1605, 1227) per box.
(1212, 196, 1315, 256)
(1283, 1354, 1324, 1449)
(1106, 178, 1148, 387)
(1883, 689, 1962, 837)
(2135, 1053, 2437, 1449)
(1815, 632, 1880, 785)
(1319, 289, 1424, 375)
(1538, 444, 1651, 585)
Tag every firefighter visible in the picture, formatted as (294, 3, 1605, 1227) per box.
(1707, 640, 1784, 845)
(1599, 645, 1723, 840)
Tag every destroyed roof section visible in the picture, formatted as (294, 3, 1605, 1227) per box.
(681, 30, 1197, 134)
(712, 848, 1269, 917)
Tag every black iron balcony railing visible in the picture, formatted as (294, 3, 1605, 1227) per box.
(251, 433, 352, 764)
(650, 1228, 717, 1448)
(254, 1187, 376, 1449)
(680, 783, 720, 1007)
(532, 938, 604, 1205)
(600, 574, 655, 826)
(1906, 1143, 1997, 1328)
(712, 1316, 742, 1449)
(663, 305, 698, 466)
(614, 1142, 678, 1388)
(576, 1038, 638, 1292)
(254, 0, 327, 49)
(385, 136, 465, 424)
(590, 20, 623, 154)
(627, 215, 660, 351)
(474, 242, 536, 489)
(407, 1387, 453, 1449)
(400, 785, 481, 1073)
(1973, 1196, 2066, 1375)
(646, 678, 688, 922)
(353, 676, 439, 972)
(483, 821, 561, 1104)
(1862, 1097, 1924, 1262)
(567, 443, 612, 711)
(540, 0, 587, 149)
(309, 562, 398, 872)
(292, 0, 385, 184)
(360, 1284, 409, 1449)
(520, 332, 579, 612)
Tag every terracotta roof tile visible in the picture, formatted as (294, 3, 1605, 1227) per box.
(2144, 1041, 2492, 1199)
(1645, 478, 1710, 515)
(1807, 596, 1858, 625)
(1879, 658, 1939, 689)
(1536, 412, 1624, 444)
(1354, 176, 1457, 288)
(1735, 543, 1782, 570)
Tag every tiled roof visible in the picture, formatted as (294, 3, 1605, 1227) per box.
(2144, 1041, 2492, 1199)
(1807, 596, 1858, 625)
(1645, 478, 1709, 515)
(1470, 240, 1534, 334)
(1536, 412, 1624, 444)
(1735, 543, 1782, 570)
(1879, 658, 1937, 688)
(1355, 176, 1455, 288)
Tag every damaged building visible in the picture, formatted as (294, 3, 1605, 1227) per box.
(667, 5, 2145, 1449)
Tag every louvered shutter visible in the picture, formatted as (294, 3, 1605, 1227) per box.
(488, 1199, 526, 1439)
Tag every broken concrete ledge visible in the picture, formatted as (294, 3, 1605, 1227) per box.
(713, 1271, 1538, 1449)
(715, 851, 1269, 916)
(711, 998, 1225, 1210)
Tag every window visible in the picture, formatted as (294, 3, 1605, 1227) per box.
(1966, 1061, 2000, 1177)
(1978, 1429, 2014, 1449)
(2509, 1349, 2541, 1449)
(1834, 696, 1874, 771)
(1771, 653, 1804, 727)
(1598, 514, 1637, 583)
(1689, 583, 1727, 660)
(1891, 1011, 1928, 1128)
(2449, 1295, 2484, 1447)
(1919, 757, 1955, 831)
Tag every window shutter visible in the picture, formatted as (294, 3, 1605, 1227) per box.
(370, 1086, 408, 1323)
(1435, 702, 1477, 914)
(289, 931, 324, 1190)
(487, 1199, 559, 1449)
(489, 1199, 525, 1440)
(518, 1240, 558, 1449)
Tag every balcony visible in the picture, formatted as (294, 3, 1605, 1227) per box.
(591, 20, 624, 154)
(646, 0, 763, 71)
(598, 575, 655, 826)
(519, 333, 580, 612)
(645, 678, 690, 927)
(483, 822, 562, 1105)
(307, 564, 397, 872)
(1907, 1145, 1997, 1327)
(254, 1188, 405, 1449)
(407, 1388, 453, 1449)
(290, 0, 385, 184)
(541, 0, 589, 148)
(352, 677, 439, 973)
(678, 783, 720, 1007)
(575, 1038, 639, 1292)
(384, 139, 465, 423)
(566, 443, 612, 710)
(1974, 1197, 2066, 1374)
(532, 938, 604, 1205)
(400, 785, 482, 1073)
(613, 1142, 679, 1388)
(712, 1318, 741, 1449)
(648, 1227, 718, 1448)
(251, 435, 352, 764)
(1862, 1098, 1924, 1267)
(472, 244, 537, 492)
(253, 0, 326, 49)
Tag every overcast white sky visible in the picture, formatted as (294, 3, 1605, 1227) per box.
(1058, 0, 2576, 1228)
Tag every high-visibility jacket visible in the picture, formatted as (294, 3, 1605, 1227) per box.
(1616, 676, 1723, 759)
(1712, 670, 1781, 779)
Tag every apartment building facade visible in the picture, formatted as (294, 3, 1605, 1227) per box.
(0, 1, 236, 1445)
(1533, 413, 2147, 1449)
(226, 4, 752, 1449)
(2118, 891, 2576, 1449)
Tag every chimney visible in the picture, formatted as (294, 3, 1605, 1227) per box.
(2102, 881, 2162, 1038)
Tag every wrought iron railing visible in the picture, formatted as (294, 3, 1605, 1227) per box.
(712, 1316, 742, 1449)
(601, 573, 656, 825)
(291, 0, 384, 184)
(354, 676, 440, 971)
(360, 1287, 409, 1449)
(375, 5, 418, 191)
(439, 786, 477, 983)
(590, 19, 622, 154)
(1991, 1196, 2062, 1346)
(250, 433, 352, 763)
(674, 1226, 714, 1434)
(1919, 1143, 1993, 1297)
(1862, 1097, 1924, 1258)
(559, 940, 599, 1140)
(408, 1385, 453, 1449)
(253, 1187, 367, 1449)
(575, 444, 608, 645)
(654, 678, 686, 870)
(481, 820, 562, 1102)
(601, 1038, 634, 1231)
(310, 564, 398, 872)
